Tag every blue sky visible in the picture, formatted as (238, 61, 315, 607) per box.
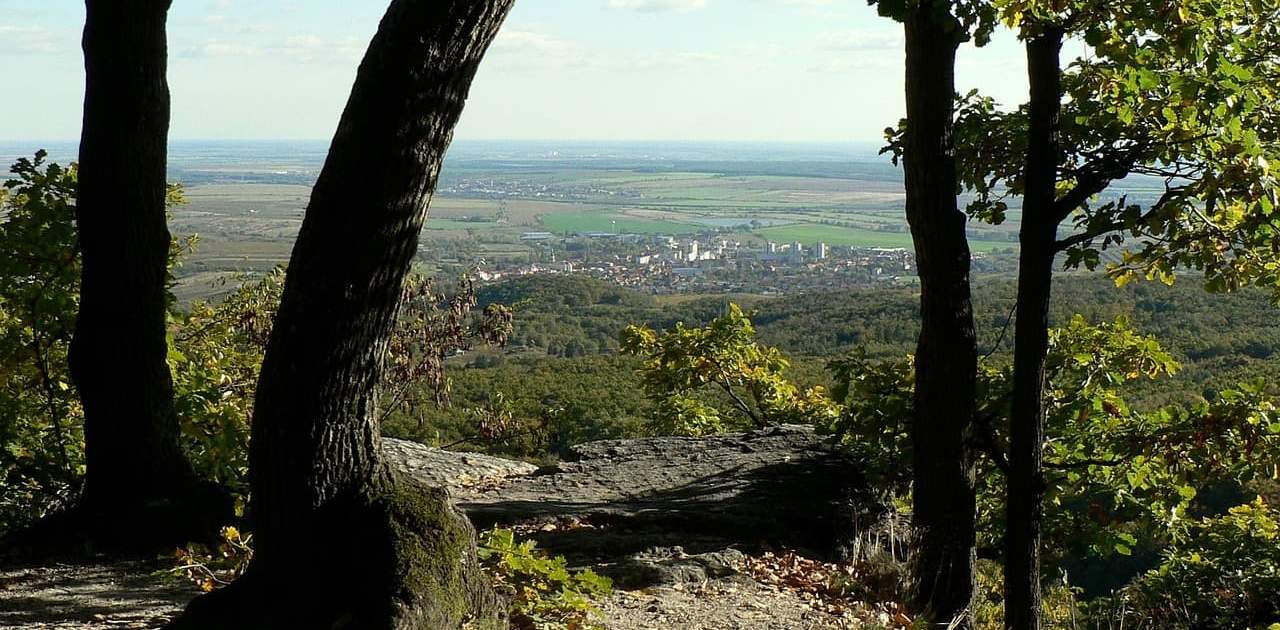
(0, 0, 1052, 142)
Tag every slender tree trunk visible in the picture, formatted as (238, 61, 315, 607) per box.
(1005, 26, 1064, 630)
(70, 0, 225, 548)
(902, 4, 979, 627)
(167, 1, 514, 628)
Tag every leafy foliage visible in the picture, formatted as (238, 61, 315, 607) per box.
(936, 0, 1280, 299)
(166, 269, 513, 498)
(477, 527, 612, 630)
(824, 316, 1280, 576)
(1103, 498, 1280, 629)
(169, 525, 254, 593)
(0, 152, 82, 531)
(0, 152, 514, 535)
(383, 274, 513, 416)
(868, 0, 999, 47)
(620, 304, 840, 436)
(169, 271, 283, 496)
(384, 274, 1280, 461)
(823, 349, 914, 493)
(973, 560, 1081, 629)
(382, 353, 653, 460)
(0, 154, 194, 533)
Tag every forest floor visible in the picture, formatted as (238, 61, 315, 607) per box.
(0, 560, 870, 629)
(0, 561, 191, 629)
(1, 427, 894, 629)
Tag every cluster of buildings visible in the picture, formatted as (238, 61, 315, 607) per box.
(474, 233, 917, 295)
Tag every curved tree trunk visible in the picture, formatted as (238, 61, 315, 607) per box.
(902, 4, 979, 627)
(1005, 26, 1064, 630)
(166, 1, 514, 628)
(70, 0, 225, 549)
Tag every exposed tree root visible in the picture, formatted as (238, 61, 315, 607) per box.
(164, 476, 504, 630)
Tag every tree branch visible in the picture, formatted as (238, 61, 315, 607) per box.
(1045, 457, 1124, 470)
(716, 378, 764, 428)
(1055, 185, 1187, 253)
(1053, 144, 1146, 223)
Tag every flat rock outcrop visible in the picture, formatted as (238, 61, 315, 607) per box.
(433, 425, 871, 561)
(384, 437, 537, 487)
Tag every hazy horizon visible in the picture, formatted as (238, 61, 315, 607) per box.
(1, 0, 1085, 143)
(0, 138, 897, 171)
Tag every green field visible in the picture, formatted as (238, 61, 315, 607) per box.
(755, 223, 914, 248)
(541, 211, 699, 235)
(756, 223, 1014, 252)
(422, 218, 504, 231)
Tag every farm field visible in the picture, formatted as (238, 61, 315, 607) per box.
(541, 210, 701, 235)
(146, 141, 1036, 285)
(756, 223, 1014, 252)
(755, 223, 915, 249)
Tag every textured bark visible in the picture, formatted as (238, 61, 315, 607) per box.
(1005, 27, 1064, 630)
(165, 1, 514, 628)
(902, 5, 979, 627)
(70, 0, 225, 548)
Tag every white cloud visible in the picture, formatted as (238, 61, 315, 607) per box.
(178, 38, 261, 58)
(614, 50, 723, 71)
(487, 31, 727, 74)
(816, 28, 902, 51)
(607, 0, 709, 13)
(0, 25, 60, 54)
(176, 33, 365, 63)
(486, 28, 594, 71)
(492, 29, 579, 56)
(276, 34, 364, 64)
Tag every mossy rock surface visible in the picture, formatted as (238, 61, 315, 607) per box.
(165, 472, 504, 630)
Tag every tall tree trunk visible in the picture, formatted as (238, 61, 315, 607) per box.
(902, 4, 979, 627)
(1005, 26, 1063, 630)
(166, 1, 514, 628)
(70, 0, 224, 548)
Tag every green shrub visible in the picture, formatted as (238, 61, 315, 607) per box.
(169, 270, 282, 498)
(620, 303, 840, 436)
(1108, 498, 1280, 629)
(0, 153, 82, 534)
(477, 527, 612, 630)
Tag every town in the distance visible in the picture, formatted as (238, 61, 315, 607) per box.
(0, 139, 1048, 301)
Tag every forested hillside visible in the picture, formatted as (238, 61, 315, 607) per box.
(387, 274, 1280, 456)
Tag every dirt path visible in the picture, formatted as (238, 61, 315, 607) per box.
(599, 578, 863, 630)
(0, 561, 192, 629)
(0, 562, 873, 630)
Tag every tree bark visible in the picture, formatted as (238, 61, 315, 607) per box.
(70, 0, 225, 548)
(1005, 26, 1064, 630)
(902, 4, 979, 627)
(165, 1, 514, 628)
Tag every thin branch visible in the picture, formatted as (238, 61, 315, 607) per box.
(980, 302, 1017, 361)
(716, 378, 763, 427)
(1045, 457, 1124, 470)
(1054, 185, 1187, 253)
(1053, 144, 1147, 222)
